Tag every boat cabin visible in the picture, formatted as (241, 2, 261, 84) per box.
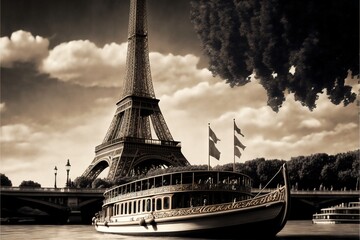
(312, 201, 360, 224)
(99, 170, 253, 222)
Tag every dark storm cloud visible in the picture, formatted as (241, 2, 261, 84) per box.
(147, 0, 202, 57)
(1, 0, 129, 47)
(190, 0, 359, 112)
(1, 0, 201, 58)
(1, 65, 119, 129)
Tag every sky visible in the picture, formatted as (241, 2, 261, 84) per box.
(1, 0, 359, 188)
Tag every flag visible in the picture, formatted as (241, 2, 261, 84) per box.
(234, 121, 244, 137)
(209, 139, 221, 160)
(209, 126, 221, 143)
(234, 146, 242, 158)
(234, 135, 246, 150)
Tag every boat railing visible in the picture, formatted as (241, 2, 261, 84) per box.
(103, 183, 251, 204)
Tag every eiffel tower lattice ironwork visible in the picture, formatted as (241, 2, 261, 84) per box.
(81, 0, 190, 181)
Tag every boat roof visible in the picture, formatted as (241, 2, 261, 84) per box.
(104, 169, 252, 195)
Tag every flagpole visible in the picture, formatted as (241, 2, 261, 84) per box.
(233, 119, 236, 172)
(208, 123, 210, 171)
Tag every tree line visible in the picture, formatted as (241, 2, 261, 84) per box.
(216, 149, 359, 191)
(1, 149, 358, 190)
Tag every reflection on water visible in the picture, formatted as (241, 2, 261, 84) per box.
(277, 220, 359, 240)
(1, 221, 359, 240)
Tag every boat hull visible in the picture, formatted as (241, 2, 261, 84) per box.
(95, 199, 287, 238)
(95, 164, 291, 238)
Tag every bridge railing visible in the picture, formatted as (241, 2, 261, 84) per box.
(0, 186, 105, 194)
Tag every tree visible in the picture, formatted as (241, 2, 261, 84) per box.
(320, 164, 337, 189)
(338, 170, 353, 189)
(190, 0, 358, 111)
(92, 178, 112, 189)
(334, 152, 355, 171)
(19, 180, 41, 188)
(287, 156, 305, 189)
(0, 173, 12, 187)
(73, 176, 92, 188)
(257, 159, 285, 188)
(240, 158, 265, 187)
(213, 163, 234, 171)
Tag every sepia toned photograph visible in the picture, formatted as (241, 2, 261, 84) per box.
(1, 0, 359, 239)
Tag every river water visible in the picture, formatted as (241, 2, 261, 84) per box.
(1, 221, 359, 240)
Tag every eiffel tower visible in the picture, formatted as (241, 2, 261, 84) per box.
(81, 0, 190, 181)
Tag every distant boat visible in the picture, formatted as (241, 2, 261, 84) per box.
(312, 201, 360, 224)
(93, 164, 290, 238)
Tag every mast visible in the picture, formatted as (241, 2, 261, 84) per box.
(233, 119, 236, 172)
(208, 123, 210, 170)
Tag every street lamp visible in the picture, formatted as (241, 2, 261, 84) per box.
(54, 166, 58, 189)
(65, 159, 71, 187)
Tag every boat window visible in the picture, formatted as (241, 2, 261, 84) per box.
(146, 199, 151, 212)
(129, 201, 132, 214)
(182, 172, 193, 184)
(152, 198, 155, 211)
(152, 177, 156, 188)
(156, 198, 162, 211)
(163, 174, 170, 186)
(138, 200, 141, 213)
(155, 176, 162, 188)
(133, 201, 137, 213)
(172, 173, 182, 185)
(121, 203, 124, 215)
(124, 202, 128, 214)
(136, 182, 141, 191)
(142, 199, 146, 212)
(164, 197, 170, 209)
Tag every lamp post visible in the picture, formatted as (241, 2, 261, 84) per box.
(65, 159, 71, 187)
(54, 166, 58, 189)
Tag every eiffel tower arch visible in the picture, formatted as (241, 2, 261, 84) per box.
(81, 0, 190, 182)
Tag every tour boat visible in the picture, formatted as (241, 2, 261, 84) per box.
(312, 201, 360, 224)
(93, 164, 290, 238)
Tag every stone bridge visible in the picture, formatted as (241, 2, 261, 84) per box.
(0, 187, 104, 224)
(1, 187, 358, 223)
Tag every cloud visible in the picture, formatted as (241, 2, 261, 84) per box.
(41, 40, 127, 87)
(150, 53, 201, 93)
(1, 124, 33, 143)
(299, 118, 322, 129)
(0, 30, 49, 67)
(0, 103, 6, 112)
(0, 103, 114, 187)
(1, 30, 358, 187)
